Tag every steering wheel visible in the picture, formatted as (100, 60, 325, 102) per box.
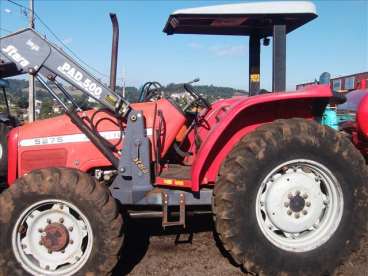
(183, 82, 210, 110)
(139, 82, 164, 102)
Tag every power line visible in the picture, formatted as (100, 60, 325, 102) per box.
(6, 0, 120, 82)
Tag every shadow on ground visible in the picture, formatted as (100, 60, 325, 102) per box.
(112, 212, 243, 276)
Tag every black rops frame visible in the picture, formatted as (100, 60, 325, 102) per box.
(248, 24, 286, 96)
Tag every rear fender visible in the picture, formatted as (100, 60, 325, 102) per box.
(191, 85, 331, 192)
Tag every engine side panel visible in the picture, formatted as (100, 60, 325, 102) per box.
(9, 99, 186, 185)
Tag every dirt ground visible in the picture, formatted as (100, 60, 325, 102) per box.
(113, 214, 368, 276)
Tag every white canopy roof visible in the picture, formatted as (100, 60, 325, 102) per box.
(172, 1, 316, 16)
(164, 1, 318, 36)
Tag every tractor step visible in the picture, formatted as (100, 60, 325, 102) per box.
(160, 164, 191, 180)
(162, 192, 186, 228)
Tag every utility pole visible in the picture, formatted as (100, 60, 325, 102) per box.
(28, 0, 35, 122)
(122, 67, 126, 98)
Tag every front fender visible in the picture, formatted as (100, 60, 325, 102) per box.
(191, 84, 332, 192)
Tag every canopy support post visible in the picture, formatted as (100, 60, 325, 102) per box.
(249, 35, 260, 96)
(272, 24, 286, 92)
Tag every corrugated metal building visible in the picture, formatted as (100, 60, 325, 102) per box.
(297, 72, 368, 92)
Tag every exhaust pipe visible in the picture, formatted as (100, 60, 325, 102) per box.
(109, 13, 119, 92)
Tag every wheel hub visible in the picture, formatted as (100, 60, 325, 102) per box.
(41, 223, 69, 252)
(263, 170, 325, 233)
(289, 193, 305, 213)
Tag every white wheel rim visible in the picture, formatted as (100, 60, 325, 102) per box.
(12, 199, 94, 276)
(255, 159, 343, 253)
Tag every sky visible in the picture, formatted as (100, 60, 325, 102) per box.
(0, 0, 367, 91)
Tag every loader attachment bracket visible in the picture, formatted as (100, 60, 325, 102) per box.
(111, 110, 152, 204)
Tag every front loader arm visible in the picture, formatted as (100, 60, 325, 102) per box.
(0, 28, 129, 115)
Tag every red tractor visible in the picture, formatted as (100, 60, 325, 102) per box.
(0, 2, 367, 275)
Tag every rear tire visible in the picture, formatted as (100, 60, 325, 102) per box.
(213, 118, 368, 275)
(0, 123, 9, 177)
(0, 168, 123, 276)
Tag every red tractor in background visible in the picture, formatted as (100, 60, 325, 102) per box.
(338, 89, 368, 158)
(0, 2, 367, 276)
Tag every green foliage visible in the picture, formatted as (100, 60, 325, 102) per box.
(39, 99, 53, 119)
(17, 96, 29, 109)
(165, 83, 246, 100)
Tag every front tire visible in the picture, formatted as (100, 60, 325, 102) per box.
(0, 168, 123, 276)
(213, 118, 368, 275)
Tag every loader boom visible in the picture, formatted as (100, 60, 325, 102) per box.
(0, 28, 130, 116)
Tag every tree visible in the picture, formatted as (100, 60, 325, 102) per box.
(39, 100, 53, 119)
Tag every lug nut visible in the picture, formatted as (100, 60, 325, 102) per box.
(75, 256, 80, 261)
(39, 240, 43, 246)
(287, 210, 292, 216)
(303, 210, 308, 215)
(48, 250, 52, 254)
(306, 202, 311, 207)
(38, 228, 44, 233)
(59, 204, 64, 210)
(294, 213, 300, 219)
(296, 190, 301, 196)
(47, 219, 51, 224)
(284, 202, 289, 208)
(59, 218, 64, 224)
(288, 193, 293, 199)
(61, 250, 65, 254)
(303, 194, 308, 199)
(68, 226, 73, 232)
(69, 240, 74, 245)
